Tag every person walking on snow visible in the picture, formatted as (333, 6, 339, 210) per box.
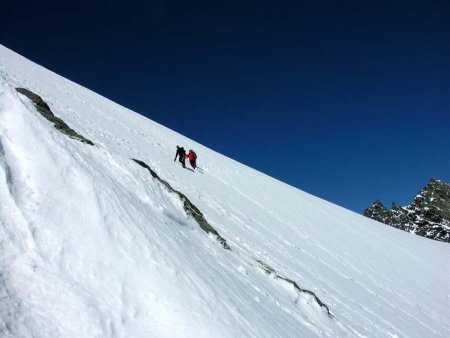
(186, 149, 197, 169)
(174, 145, 186, 168)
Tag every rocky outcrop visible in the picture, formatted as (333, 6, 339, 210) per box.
(364, 179, 450, 243)
(16, 88, 94, 145)
(132, 159, 230, 250)
(256, 260, 334, 318)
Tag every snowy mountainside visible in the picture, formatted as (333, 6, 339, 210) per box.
(1, 44, 450, 337)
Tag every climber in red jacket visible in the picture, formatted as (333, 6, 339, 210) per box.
(186, 150, 197, 169)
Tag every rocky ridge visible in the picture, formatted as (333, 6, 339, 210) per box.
(364, 179, 450, 243)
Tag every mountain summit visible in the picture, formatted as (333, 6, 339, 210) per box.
(1, 44, 450, 337)
(364, 179, 450, 243)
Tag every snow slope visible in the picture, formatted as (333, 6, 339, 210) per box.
(1, 44, 449, 337)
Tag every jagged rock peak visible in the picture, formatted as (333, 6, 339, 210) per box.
(364, 178, 450, 243)
(414, 178, 450, 205)
(372, 200, 385, 208)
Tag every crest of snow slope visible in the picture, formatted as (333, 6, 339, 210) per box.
(1, 44, 450, 338)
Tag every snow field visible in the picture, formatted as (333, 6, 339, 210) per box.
(1, 44, 450, 337)
(0, 76, 343, 337)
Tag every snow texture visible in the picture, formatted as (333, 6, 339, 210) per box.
(1, 44, 450, 337)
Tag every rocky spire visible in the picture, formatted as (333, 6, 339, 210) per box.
(364, 179, 450, 243)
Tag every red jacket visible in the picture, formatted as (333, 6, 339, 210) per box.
(186, 152, 197, 161)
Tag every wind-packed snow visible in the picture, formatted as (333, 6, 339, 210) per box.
(1, 44, 449, 338)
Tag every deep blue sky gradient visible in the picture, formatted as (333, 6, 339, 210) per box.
(1, 0, 449, 212)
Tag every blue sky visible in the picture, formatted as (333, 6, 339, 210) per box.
(1, 0, 449, 212)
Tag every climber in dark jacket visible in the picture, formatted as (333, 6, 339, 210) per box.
(174, 145, 186, 168)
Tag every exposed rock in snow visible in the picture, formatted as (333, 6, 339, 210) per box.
(16, 87, 94, 145)
(364, 179, 450, 243)
(132, 158, 230, 249)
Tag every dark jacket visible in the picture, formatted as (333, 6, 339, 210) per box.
(174, 147, 186, 161)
